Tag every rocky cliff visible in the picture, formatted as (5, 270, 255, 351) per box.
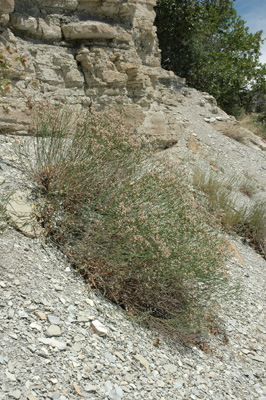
(0, 0, 189, 145)
(1, 0, 266, 188)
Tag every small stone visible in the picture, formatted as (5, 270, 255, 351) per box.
(28, 345, 36, 353)
(74, 335, 85, 342)
(124, 373, 134, 382)
(72, 342, 81, 352)
(90, 320, 108, 336)
(8, 308, 15, 318)
(73, 383, 82, 396)
(8, 361, 14, 372)
(14, 279, 20, 286)
(9, 332, 18, 340)
(105, 381, 123, 400)
(164, 363, 178, 374)
(9, 389, 21, 399)
(77, 312, 90, 322)
(104, 352, 116, 363)
(45, 325, 61, 337)
(86, 299, 94, 307)
(111, 384, 123, 400)
(252, 355, 265, 363)
(38, 337, 67, 350)
(84, 384, 97, 393)
(27, 395, 39, 400)
(0, 177, 5, 184)
(47, 315, 60, 325)
(0, 281, 7, 288)
(6, 371, 16, 381)
(30, 322, 42, 331)
(51, 392, 59, 400)
(133, 354, 150, 373)
(173, 379, 185, 389)
(54, 284, 63, 291)
(35, 311, 46, 320)
(114, 352, 125, 361)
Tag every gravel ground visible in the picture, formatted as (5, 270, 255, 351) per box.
(0, 115, 265, 400)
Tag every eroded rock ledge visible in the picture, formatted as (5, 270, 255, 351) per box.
(0, 0, 187, 146)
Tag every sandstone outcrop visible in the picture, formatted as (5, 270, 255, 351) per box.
(0, 0, 186, 146)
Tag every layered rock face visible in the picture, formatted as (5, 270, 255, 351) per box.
(0, 0, 186, 144)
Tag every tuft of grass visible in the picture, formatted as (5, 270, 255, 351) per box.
(218, 123, 249, 144)
(239, 182, 256, 198)
(18, 103, 233, 338)
(193, 169, 266, 257)
(238, 113, 266, 142)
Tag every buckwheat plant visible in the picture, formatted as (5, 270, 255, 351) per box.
(20, 103, 232, 338)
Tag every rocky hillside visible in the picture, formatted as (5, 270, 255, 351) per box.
(0, 1, 266, 399)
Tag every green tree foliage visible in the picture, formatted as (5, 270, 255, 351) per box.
(155, 0, 266, 115)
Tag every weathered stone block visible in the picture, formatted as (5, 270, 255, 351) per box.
(62, 21, 116, 40)
(102, 69, 127, 85)
(11, 14, 38, 33)
(43, 0, 78, 10)
(37, 19, 62, 40)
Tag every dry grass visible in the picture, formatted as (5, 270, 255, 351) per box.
(238, 114, 266, 142)
(239, 182, 256, 198)
(217, 123, 250, 144)
(193, 169, 266, 257)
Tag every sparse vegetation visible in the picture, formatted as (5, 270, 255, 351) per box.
(239, 182, 256, 198)
(0, 35, 27, 92)
(218, 123, 249, 144)
(18, 103, 233, 338)
(193, 169, 266, 257)
(238, 113, 266, 142)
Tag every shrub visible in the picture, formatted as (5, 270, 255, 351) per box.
(19, 104, 232, 337)
(0, 36, 27, 92)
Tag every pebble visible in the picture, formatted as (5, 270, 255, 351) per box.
(134, 354, 150, 373)
(45, 325, 61, 337)
(90, 319, 108, 336)
(9, 389, 21, 399)
(47, 315, 60, 325)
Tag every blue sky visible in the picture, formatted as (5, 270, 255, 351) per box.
(234, 0, 266, 64)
